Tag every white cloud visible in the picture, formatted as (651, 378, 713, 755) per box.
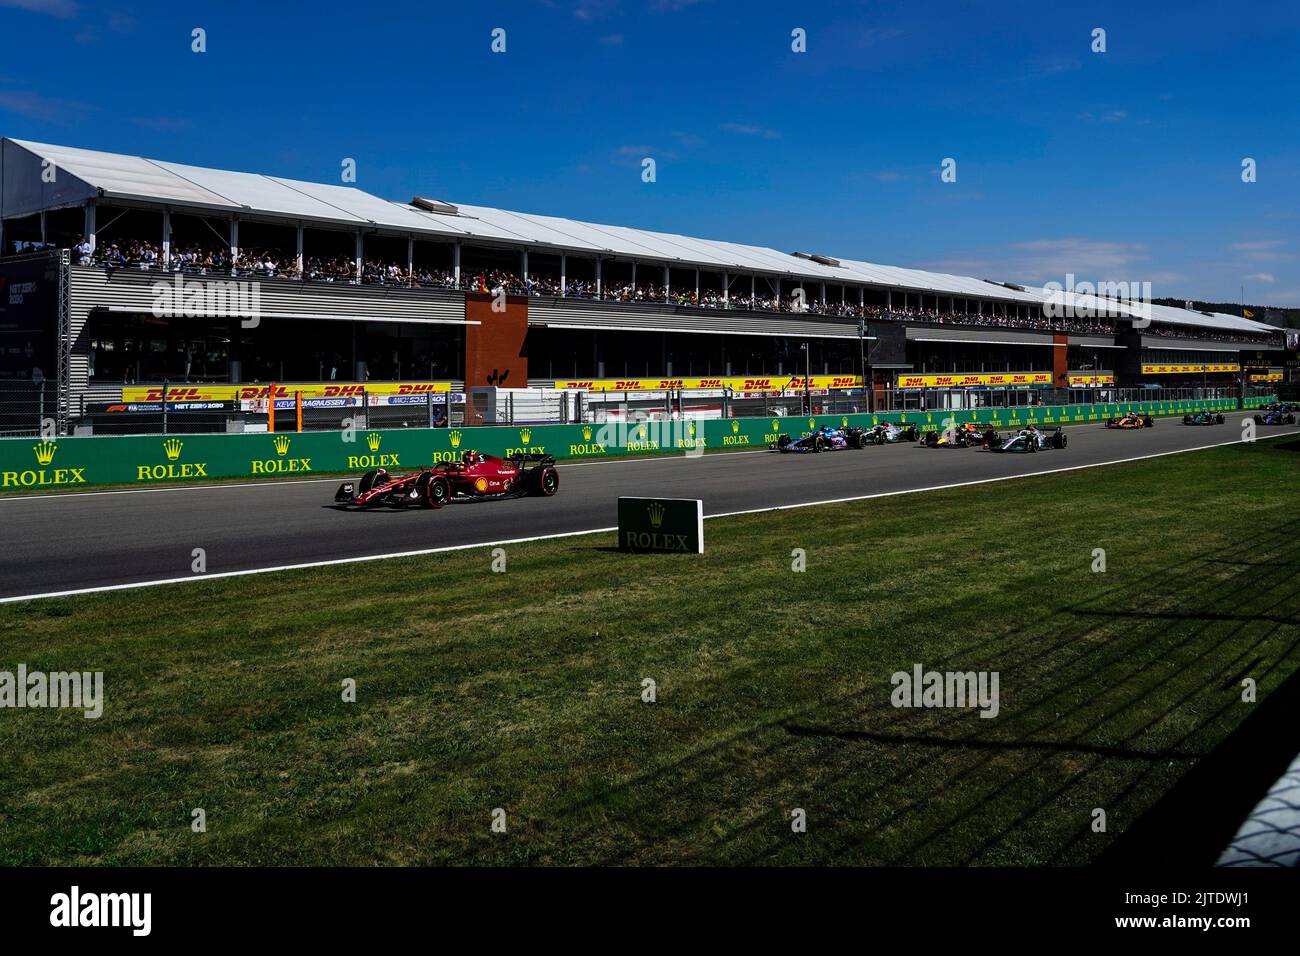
(721, 122, 781, 140)
(0, 88, 92, 124)
(0, 0, 78, 17)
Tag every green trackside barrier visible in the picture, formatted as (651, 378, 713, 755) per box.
(0, 395, 1277, 490)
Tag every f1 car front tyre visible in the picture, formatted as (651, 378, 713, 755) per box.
(415, 472, 450, 509)
(1051, 432, 1067, 449)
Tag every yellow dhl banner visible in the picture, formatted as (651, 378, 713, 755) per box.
(1067, 374, 1116, 386)
(1249, 372, 1283, 382)
(123, 381, 453, 402)
(1141, 364, 1240, 375)
(896, 372, 1052, 389)
(553, 375, 863, 392)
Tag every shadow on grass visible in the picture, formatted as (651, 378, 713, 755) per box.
(1098, 649, 1300, 867)
(533, 515, 1300, 865)
(782, 726, 1202, 761)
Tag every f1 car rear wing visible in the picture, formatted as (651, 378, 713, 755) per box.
(507, 453, 557, 468)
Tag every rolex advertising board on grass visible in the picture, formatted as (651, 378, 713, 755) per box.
(617, 497, 704, 554)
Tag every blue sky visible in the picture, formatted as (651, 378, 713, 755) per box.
(2, 0, 1298, 306)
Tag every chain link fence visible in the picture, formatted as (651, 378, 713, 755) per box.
(0, 381, 57, 437)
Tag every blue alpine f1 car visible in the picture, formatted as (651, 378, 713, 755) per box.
(1254, 410, 1296, 426)
(773, 425, 871, 452)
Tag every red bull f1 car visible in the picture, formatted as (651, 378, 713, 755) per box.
(334, 451, 559, 509)
(984, 425, 1068, 452)
(1106, 413, 1154, 429)
(1182, 411, 1226, 425)
(919, 422, 985, 448)
(773, 425, 871, 452)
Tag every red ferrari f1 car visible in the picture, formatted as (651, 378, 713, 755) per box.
(334, 451, 559, 509)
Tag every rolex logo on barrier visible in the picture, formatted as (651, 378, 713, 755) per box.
(3, 440, 85, 488)
(138, 438, 207, 481)
(366, 433, 382, 452)
(808, 417, 815, 430)
(627, 423, 657, 452)
(253, 433, 312, 475)
(449, 430, 463, 449)
(569, 422, 607, 457)
(688, 421, 697, 437)
(731, 420, 740, 434)
(519, 427, 532, 444)
(647, 501, 665, 529)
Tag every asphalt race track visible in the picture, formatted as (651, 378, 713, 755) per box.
(1, 415, 1295, 601)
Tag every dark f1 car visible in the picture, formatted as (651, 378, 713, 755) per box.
(1182, 411, 1226, 425)
(867, 422, 920, 444)
(919, 422, 985, 448)
(773, 425, 871, 452)
(1106, 412, 1154, 429)
(334, 451, 559, 509)
(1254, 410, 1297, 426)
(984, 425, 1068, 453)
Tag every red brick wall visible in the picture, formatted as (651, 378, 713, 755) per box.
(1053, 333, 1069, 388)
(464, 292, 529, 399)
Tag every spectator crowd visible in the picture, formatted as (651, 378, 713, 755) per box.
(73, 235, 1285, 348)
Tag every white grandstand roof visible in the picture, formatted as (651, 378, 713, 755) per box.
(0, 137, 1280, 336)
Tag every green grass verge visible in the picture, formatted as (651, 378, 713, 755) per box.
(1, 439, 1297, 865)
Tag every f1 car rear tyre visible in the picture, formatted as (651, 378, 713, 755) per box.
(533, 465, 559, 496)
(415, 472, 450, 509)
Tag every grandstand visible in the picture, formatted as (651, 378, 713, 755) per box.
(0, 137, 1289, 433)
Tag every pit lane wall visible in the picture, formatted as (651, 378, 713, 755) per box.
(0, 396, 1274, 490)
